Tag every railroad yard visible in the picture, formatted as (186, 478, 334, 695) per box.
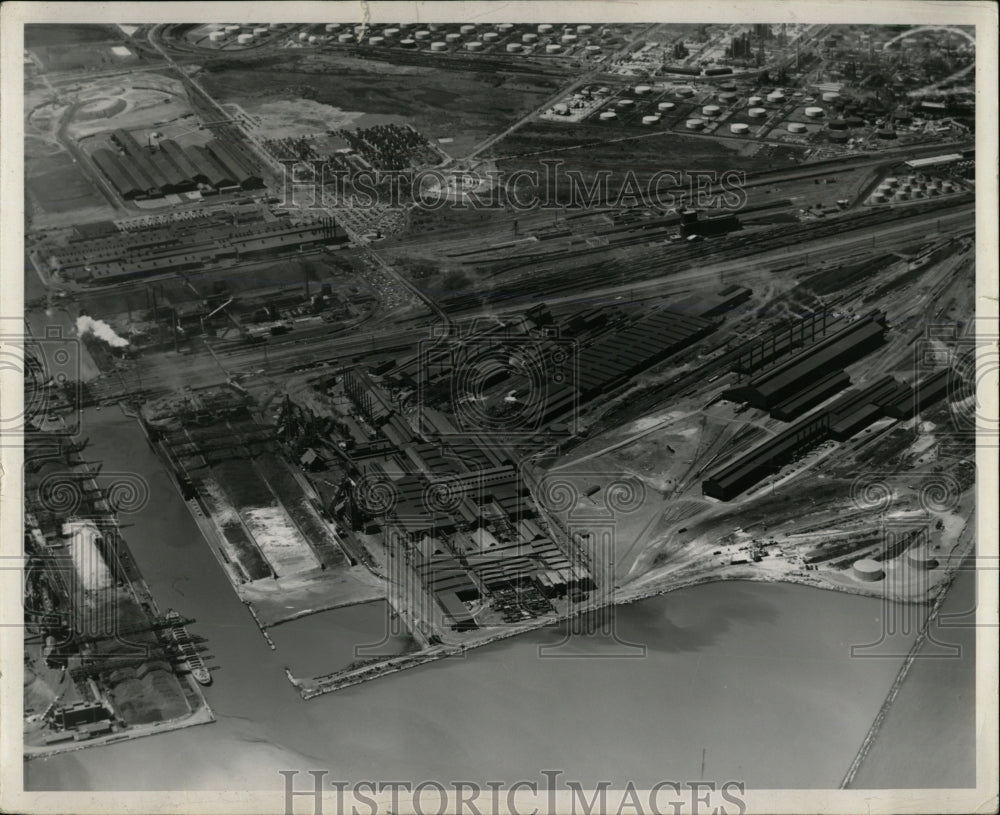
(19, 16, 980, 743)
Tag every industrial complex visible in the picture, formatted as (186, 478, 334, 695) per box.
(17, 16, 981, 782)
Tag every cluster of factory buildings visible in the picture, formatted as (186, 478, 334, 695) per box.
(334, 367, 592, 632)
(49, 216, 343, 283)
(90, 129, 263, 200)
(704, 311, 952, 500)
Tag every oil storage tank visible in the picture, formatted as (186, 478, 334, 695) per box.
(853, 558, 885, 581)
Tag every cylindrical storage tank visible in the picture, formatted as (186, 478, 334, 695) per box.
(325, 23, 342, 32)
(428, 24, 442, 32)
(719, 82, 737, 92)
(786, 121, 807, 133)
(872, 193, 887, 203)
(354, 25, 367, 36)
(577, 24, 593, 34)
(466, 41, 484, 51)
(658, 101, 676, 111)
(599, 111, 617, 121)
(561, 34, 577, 45)
(718, 91, 737, 103)
(845, 115, 864, 127)
(641, 114, 661, 125)
(254, 27, 268, 35)
(460, 24, 476, 35)
(484, 32, 499, 42)
(209, 30, 225, 43)
(896, 192, 910, 201)
(538, 24, 553, 33)
(928, 187, 940, 196)
(828, 118, 848, 130)
(298, 31, 309, 41)
(617, 98, 634, 108)
(338, 33, 355, 43)
(585, 45, 601, 54)
(853, 558, 885, 582)
(748, 96, 763, 106)
(876, 128, 896, 139)
(414, 29, 430, 40)
(522, 32, 538, 43)
(445, 32, 461, 43)
(498, 23, 515, 33)
(767, 91, 786, 103)
(748, 107, 767, 119)
(730, 122, 750, 135)
(828, 131, 848, 143)
(634, 84, 652, 95)
(238, 33, 254, 44)
(399, 37, 416, 48)
(269, 22, 280, 29)
(685, 118, 704, 130)
(368, 35, 384, 45)
(225, 25, 240, 34)
(383, 27, 399, 38)
(545, 43, 562, 53)
(702, 104, 721, 117)
(805, 106, 824, 118)
(677, 86, 694, 97)
(884, 177, 898, 186)
(822, 91, 840, 103)
(506, 42, 522, 52)
(430, 41, 446, 51)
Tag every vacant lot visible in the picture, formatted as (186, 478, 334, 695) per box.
(491, 121, 808, 204)
(200, 53, 564, 157)
(26, 152, 107, 214)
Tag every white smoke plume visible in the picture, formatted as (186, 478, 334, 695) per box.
(76, 315, 129, 348)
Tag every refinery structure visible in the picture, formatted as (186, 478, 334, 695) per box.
(10, 10, 990, 803)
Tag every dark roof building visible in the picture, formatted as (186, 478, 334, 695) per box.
(150, 149, 192, 192)
(90, 148, 141, 199)
(726, 314, 886, 409)
(703, 412, 831, 501)
(158, 139, 202, 182)
(206, 140, 262, 188)
(771, 369, 851, 421)
(117, 153, 160, 195)
(188, 145, 235, 188)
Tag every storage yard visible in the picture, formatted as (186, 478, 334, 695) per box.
(22, 18, 980, 721)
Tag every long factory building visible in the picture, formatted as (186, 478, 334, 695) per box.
(704, 369, 954, 501)
(54, 217, 344, 282)
(725, 311, 887, 411)
(93, 130, 263, 199)
(577, 307, 716, 399)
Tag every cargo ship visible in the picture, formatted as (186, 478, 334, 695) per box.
(165, 610, 212, 686)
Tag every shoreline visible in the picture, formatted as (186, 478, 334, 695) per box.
(294, 552, 967, 699)
(24, 677, 216, 762)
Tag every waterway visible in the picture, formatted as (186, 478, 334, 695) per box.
(23, 408, 971, 791)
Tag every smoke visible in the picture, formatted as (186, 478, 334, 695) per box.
(76, 315, 129, 348)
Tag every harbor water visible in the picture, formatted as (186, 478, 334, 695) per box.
(23, 408, 971, 791)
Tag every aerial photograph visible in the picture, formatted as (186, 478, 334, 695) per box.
(4, 4, 996, 814)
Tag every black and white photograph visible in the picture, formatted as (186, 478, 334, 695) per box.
(1, 2, 996, 813)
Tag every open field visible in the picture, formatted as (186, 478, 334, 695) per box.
(198, 52, 566, 157)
